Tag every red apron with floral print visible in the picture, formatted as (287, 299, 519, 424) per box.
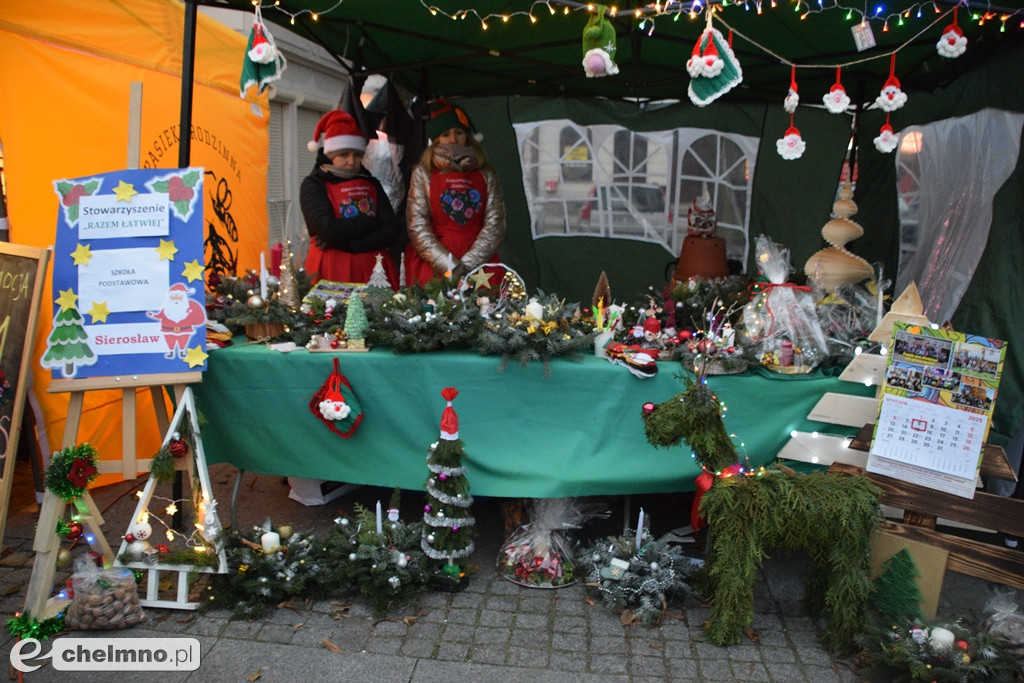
(304, 177, 397, 286)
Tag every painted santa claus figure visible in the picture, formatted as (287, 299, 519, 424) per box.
(147, 282, 206, 359)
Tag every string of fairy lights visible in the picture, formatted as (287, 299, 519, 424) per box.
(248, 0, 1024, 33)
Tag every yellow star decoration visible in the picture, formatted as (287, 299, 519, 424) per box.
(87, 301, 111, 324)
(184, 345, 208, 368)
(182, 259, 205, 283)
(155, 239, 178, 261)
(55, 288, 78, 312)
(468, 269, 494, 290)
(71, 243, 93, 266)
(113, 180, 138, 202)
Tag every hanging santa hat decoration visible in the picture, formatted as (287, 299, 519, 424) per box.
(581, 5, 619, 78)
(822, 67, 851, 114)
(776, 115, 806, 160)
(874, 113, 900, 154)
(439, 387, 460, 441)
(936, 8, 967, 58)
(239, 5, 287, 98)
(783, 65, 799, 114)
(875, 54, 908, 112)
(687, 14, 743, 107)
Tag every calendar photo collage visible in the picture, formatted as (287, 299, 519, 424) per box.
(868, 322, 1007, 499)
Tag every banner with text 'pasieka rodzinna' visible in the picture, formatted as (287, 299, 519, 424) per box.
(43, 168, 208, 379)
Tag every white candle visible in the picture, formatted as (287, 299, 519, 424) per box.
(875, 268, 884, 328)
(260, 251, 268, 300)
(260, 531, 280, 553)
(928, 626, 955, 651)
(635, 508, 645, 548)
(376, 501, 383, 535)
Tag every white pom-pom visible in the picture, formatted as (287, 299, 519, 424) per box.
(307, 139, 320, 153)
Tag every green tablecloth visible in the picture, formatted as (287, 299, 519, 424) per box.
(194, 342, 871, 497)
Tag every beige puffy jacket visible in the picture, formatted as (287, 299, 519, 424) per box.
(405, 164, 505, 274)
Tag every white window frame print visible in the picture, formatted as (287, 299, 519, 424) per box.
(513, 119, 757, 267)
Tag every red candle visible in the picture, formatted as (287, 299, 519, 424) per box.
(270, 242, 283, 276)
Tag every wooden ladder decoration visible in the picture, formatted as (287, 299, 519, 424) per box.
(113, 386, 226, 610)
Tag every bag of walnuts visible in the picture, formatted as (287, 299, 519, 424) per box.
(64, 561, 147, 630)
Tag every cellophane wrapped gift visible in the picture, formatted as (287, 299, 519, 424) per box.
(982, 587, 1024, 662)
(498, 498, 604, 588)
(814, 279, 887, 365)
(742, 235, 829, 372)
(64, 559, 147, 630)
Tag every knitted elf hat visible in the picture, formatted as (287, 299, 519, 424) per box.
(581, 5, 619, 78)
(425, 100, 481, 142)
(439, 387, 459, 440)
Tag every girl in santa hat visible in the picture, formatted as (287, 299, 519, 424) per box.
(300, 109, 401, 287)
(404, 100, 505, 286)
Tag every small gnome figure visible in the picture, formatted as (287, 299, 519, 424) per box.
(582, 5, 619, 78)
(672, 184, 729, 282)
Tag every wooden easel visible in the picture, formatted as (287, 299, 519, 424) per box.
(22, 372, 200, 619)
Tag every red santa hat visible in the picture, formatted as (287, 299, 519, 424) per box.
(307, 110, 366, 155)
(439, 387, 459, 441)
(882, 74, 902, 92)
(168, 282, 195, 296)
(643, 317, 662, 335)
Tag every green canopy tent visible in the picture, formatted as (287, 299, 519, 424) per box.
(207, 0, 1024, 446)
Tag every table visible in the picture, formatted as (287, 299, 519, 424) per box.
(193, 341, 871, 498)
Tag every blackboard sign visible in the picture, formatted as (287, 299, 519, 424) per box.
(0, 242, 50, 544)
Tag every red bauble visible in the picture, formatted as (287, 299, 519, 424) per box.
(330, 339, 340, 349)
(154, 543, 171, 554)
(956, 639, 969, 650)
(642, 402, 656, 415)
(67, 522, 84, 541)
(124, 533, 136, 543)
(169, 439, 189, 459)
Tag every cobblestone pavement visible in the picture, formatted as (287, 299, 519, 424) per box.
(0, 462, 1002, 682)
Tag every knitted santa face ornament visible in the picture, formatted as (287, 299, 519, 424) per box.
(309, 357, 364, 438)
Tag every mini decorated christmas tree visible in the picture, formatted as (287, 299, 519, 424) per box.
(344, 291, 369, 349)
(421, 387, 475, 589)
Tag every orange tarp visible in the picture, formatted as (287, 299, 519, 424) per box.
(0, 0, 270, 483)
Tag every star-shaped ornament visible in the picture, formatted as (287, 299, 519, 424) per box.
(155, 239, 178, 261)
(87, 301, 111, 324)
(184, 345, 209, 369)
(468, 269, 495, 290)
(71, 243, 93, 266)
(55, 288, 79, 312)
(113, 180, 138, 202)
(182, 259, 205, 283)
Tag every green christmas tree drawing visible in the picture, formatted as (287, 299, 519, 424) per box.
(40, 306, 97, 378)
(421, 387, 475, 586)
(869, 548, 924, 624)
